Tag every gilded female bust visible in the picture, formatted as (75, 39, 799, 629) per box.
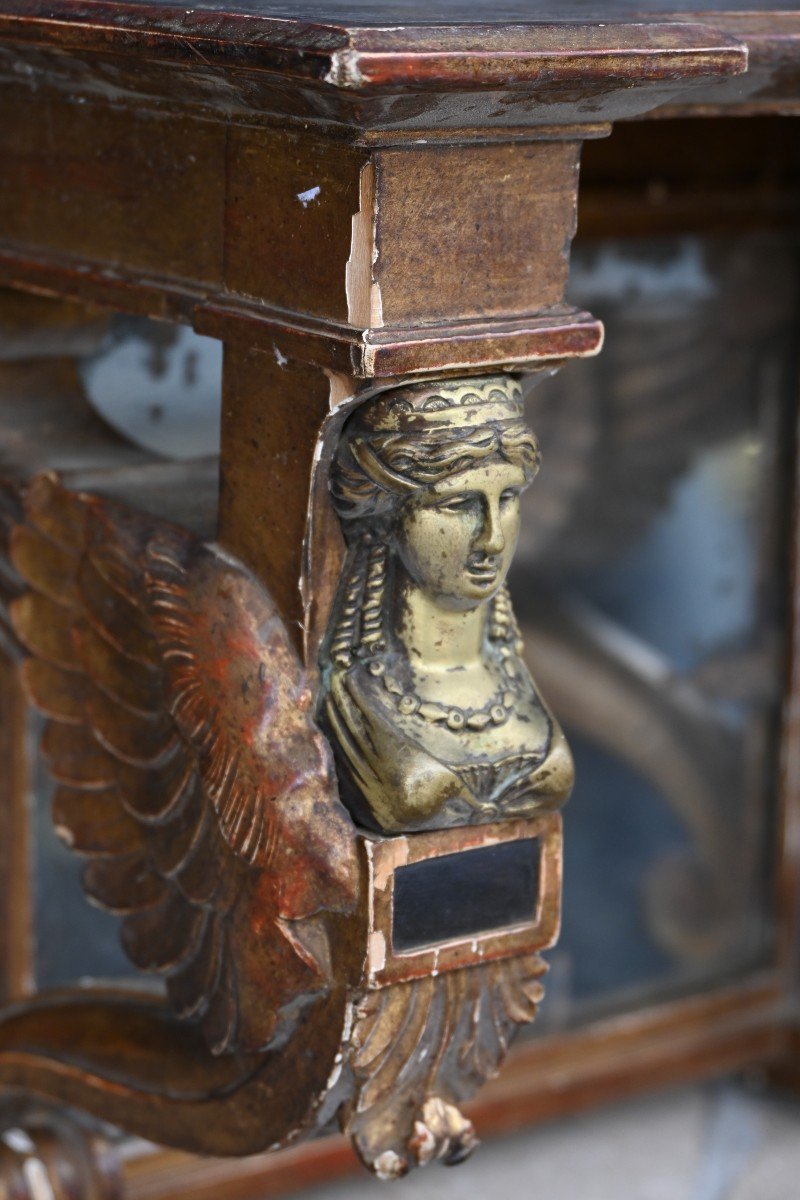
(322, 375, 573, 835)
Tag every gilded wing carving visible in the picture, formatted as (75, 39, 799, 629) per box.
(8, 473, 359, 1055)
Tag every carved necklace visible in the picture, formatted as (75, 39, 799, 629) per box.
(364, 644, 525, 732)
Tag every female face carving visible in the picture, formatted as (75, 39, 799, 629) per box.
(395, 459, 525, 611)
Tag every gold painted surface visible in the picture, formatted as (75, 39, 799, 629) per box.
(322, 374, 574, 834)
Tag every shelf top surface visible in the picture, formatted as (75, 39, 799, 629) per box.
(3, 1, 800, 35)
(0, 1, 796, 111)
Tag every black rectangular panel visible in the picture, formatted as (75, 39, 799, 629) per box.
(392, 838, 540, 952)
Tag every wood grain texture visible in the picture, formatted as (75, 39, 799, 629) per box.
(218, 347, 339, 641)
(372, 143, 580, 325)
(0, 7, 750, 125)
(0, 98, 601, 376)
(0, 986, 355, 1157)
(650, 15, 800, 117)
(226, 129, 366, 323)
(0, 470, 573, 1173)
(0, 92, 226, 287)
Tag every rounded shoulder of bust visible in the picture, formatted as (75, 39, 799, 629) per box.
(525, 723, 575, 807)
(326, 663, 466, 833)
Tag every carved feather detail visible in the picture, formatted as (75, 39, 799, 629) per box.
(7, 472, 359, 1056)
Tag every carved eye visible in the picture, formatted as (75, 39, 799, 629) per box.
(438, 496, 474, 514)
(500, 488, 520, 506)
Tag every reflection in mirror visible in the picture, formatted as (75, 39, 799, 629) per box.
(512, 233, 796, 1027)
(33, 314, 222, 990)
(78, 316, 222, 460)
(34, 712, 142, 989)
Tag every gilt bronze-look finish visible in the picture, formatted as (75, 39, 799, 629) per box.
(323, 375, 573, 834)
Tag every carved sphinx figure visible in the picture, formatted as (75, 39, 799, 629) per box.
(323, 374, 574, 834)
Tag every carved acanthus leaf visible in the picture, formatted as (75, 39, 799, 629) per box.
(343, 954, 547, 1176)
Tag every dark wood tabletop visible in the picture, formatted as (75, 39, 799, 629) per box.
(4, 0, 800, 23)
(0, 1, 797, 124)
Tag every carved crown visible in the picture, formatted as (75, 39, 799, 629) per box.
(353, 374, 524, 434)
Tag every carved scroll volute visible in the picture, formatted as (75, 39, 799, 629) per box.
(318, 372, 573, 1175)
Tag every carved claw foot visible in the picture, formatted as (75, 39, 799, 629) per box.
(356, 1097, 478, 1180)
(408, 1098, 478, 1168)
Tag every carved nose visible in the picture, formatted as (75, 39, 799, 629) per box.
(477, 503, 505, 555)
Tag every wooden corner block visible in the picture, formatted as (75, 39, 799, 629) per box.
(366, 142, 582, 327)
(220, 130, 599, 376)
